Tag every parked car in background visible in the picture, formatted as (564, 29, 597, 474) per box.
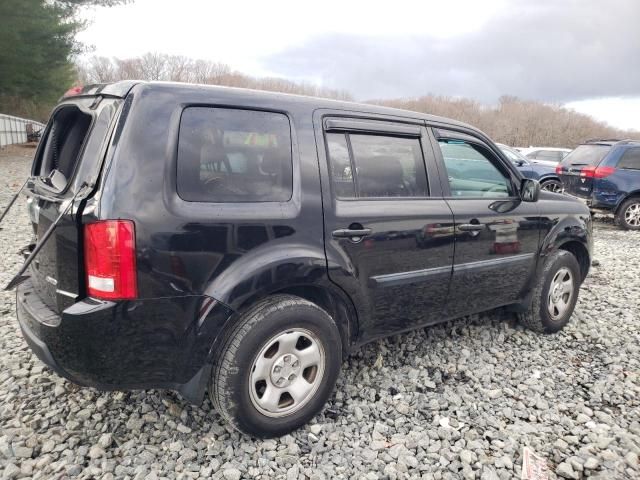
(9, 81, 592, 437)
(520, 147, 572, 166)
(557, 139, 640, 229)
(497, 143, 564, 192)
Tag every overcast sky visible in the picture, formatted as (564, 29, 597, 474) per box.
(78, 0, 640, 130)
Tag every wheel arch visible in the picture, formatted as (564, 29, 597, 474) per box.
(201, 243, 359, 358)
(233, 284, 358, 358)
(615, 191, 640, 214)
(557, 240, 590, 282)
(539, 174, 561, 184)
(539, 214, 592, 282)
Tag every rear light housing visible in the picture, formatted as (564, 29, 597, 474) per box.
(84, 220, 137, 300)
(63, 85, 83, 97)
(555, 164, 563, 174)
(580, 165, 616, 179)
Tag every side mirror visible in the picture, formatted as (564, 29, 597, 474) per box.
(521, 179, 541, 202)
(516, 159, 525, 167)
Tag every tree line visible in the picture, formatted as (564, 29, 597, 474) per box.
(374, 95, 639, 148)
(79, 54, 638, 148)
(77, 53, 353, 102)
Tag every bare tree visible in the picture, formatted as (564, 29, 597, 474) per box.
(77, 54, 353, 101)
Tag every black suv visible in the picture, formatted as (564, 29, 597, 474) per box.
(557, 139, 640, 229)
(9, 81, 592, 437)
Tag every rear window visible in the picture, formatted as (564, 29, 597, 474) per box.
(562, 144, 611, 166)
(177, 107, 293, 202)
(35, 105, 93, 190)
(534, 150, 564, 162)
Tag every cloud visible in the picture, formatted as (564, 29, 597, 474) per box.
(263, 0, 640, 102)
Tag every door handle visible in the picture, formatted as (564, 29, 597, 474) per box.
(458, 223, 485, 232)
(332, 228, 372, 239)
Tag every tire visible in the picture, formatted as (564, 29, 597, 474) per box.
(615, 197, 640, 230)
(517, 250, 581, 334)
(540, 179, 563, 193)
(210, 295, 342, 437)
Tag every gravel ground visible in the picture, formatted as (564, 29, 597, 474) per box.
(1, 147, 639, 480)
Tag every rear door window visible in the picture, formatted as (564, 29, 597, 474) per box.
(326, 132, 428, 198)
(617, 147, 640, 170)
(177, 107, 293, 202)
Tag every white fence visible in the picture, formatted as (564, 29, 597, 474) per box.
(0, 113, 46, 148)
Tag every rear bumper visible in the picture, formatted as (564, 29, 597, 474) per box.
(16, 279, 234, 403)
(17, 294, 70, 381)
(562, 191, 615, 213)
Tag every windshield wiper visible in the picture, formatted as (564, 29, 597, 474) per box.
(4, 182, 91, 291)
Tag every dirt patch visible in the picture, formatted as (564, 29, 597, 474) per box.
(0, 143, 38, 159)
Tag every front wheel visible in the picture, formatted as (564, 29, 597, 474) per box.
(518, 250, 581, 333)
(210, 295, 342, 437)
(540, 179, 563, 193)
(615, 198, 640, 230)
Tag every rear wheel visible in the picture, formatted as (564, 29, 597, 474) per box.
(210, 295, 342, 437)
(518, 250, 581, 333)
(540, 179, 563, 193)
(615, 198, 640, 230)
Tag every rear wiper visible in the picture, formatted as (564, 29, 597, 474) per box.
(0, 178, 30, 229)
(4, 182, 91, 291)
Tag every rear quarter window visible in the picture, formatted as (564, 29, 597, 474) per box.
(177, 107, 293, 202)
(617, 147, 640, 170)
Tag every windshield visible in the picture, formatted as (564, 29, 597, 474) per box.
(562, 144, 611, 166)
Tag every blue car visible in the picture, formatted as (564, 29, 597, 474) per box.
(557, 139, 640, 229)
(497, 143, 563, 192)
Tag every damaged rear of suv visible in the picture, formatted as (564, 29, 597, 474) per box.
(13, 82, 241, 403)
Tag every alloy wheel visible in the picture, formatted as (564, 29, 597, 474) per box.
(541, 180, 562, 193)
(249, 328, 325, 418)
(547, 267, 574, 320)
(624, 203, 640, 227)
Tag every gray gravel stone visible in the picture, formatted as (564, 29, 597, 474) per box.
(3, 463, 20, 479)
(222, 468, 241, 480)
(584, 457, 600, 470)
(0, 150, 639, 479)
(12, 446, 32, 458)
(556, 461, 578, 479)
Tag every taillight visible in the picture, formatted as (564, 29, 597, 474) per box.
(580, 165, 616, 179)
(84, 220, 137, 300)
(63, 85, 83, 97)
(555, 164, 563, 174)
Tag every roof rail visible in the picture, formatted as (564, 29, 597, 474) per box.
(585, 138, 623, 143)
